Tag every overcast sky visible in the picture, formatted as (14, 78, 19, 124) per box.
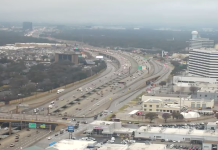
(0, 0, 217, 26)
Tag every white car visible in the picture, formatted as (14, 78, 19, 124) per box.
(48, 137, 52, 140)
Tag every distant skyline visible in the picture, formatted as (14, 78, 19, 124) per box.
(0, 0, 218, 27)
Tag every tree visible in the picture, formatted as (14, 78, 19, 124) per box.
(162, 113, 171, 123)
(172, 111, 179, 119)
(189, 86, 198, 94)
(145, 112, 158, 123)
(159, 81, 166, 87)
(215, 113, 218, 119)
(178, 114, 184, 120)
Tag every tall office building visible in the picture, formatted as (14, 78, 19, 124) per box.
(188, 31, 214, 50)
(55, 53, 79, 64)
(189, 48, 218, 78)
(23, 22, 32, 31)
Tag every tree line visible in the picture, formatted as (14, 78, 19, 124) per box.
(0, 59, 106, 102)
(0, 31, 55, 46)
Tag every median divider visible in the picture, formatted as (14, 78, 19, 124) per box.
(8, 68, 106, 105)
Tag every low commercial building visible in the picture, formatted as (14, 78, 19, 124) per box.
(173, 76, 218, 85)
(86, 121, 135, 136)
(141, 98, 180, 113)
(134, 125, 218, 142)
(141, 96, 214, 112)
(181, 97, 214, 109)
(197, 87, 218, 101)
(49, 140, 96, 150)
(15, 43, 66, 48)
(97, 144, 128, 150)
(97, 143, 166, 150)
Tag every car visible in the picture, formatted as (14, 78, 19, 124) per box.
(161, 139, 165, 142)
(26, 128, 30, 131)
(10, 143, 15, 147)
(48, 137, 52, 140)
(15, 136, 19, 139)
(15, 139, 19, 142)
(62, 117, 68, 120)
(55, 134, 58, 136)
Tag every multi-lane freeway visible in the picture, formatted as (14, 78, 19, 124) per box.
(0, 43, 172, 149)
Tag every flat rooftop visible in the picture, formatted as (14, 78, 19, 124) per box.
(198, 87, 218, 93)
(97, 144, 128, 150)
(90, 120, 115, 126)
(49, 140, 96, 150)
(128, 143, 166, 150)
(136, 126, 218, 137)
(142, 96, 179, 103)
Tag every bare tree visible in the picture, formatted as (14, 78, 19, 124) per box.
(180, 87, 185, 94)
(189, 86, 198, 94)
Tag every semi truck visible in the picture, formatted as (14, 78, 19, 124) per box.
(57, 89, 65, 94)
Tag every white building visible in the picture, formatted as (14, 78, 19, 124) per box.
(189, 48, 218, 78)
(134, 125, 218, 142)
(86, 121, 135, 136)
(97, 143, 166, 150)
(48, 140, 96, 150)
(188, 31, 214, 50)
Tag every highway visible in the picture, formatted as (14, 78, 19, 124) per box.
(17, 50, 139, 118)
(0, 39, 173, 149)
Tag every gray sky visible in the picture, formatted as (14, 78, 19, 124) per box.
(0, 0, 218, 26)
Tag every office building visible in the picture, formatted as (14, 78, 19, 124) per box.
(188, 31, 214, 50)
(55, 53, 79, 64)
(189, 48, 218, 78)
(23, 22, 32, 31)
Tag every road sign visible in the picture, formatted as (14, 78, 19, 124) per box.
(138, 66, 142, 70)
(40, 124, 45, 128)
(142, 66, 146, 70)
(49, 141, 56, 146)
(29, 123, 36, 129)
(68, 126, 74, 132)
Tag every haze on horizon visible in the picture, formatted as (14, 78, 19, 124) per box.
(0, 0, 218, 27)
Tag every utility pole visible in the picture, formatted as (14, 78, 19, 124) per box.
(9, 122, 12, 135)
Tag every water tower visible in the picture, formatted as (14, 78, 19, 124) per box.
(191, 31, 198, 40)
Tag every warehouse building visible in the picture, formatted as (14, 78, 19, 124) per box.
(97, 143, 166, 150)
(135, 125, 218, 143)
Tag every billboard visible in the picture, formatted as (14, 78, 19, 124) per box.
(96, 56, 103, 59)
(68, 126, 74, 132)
